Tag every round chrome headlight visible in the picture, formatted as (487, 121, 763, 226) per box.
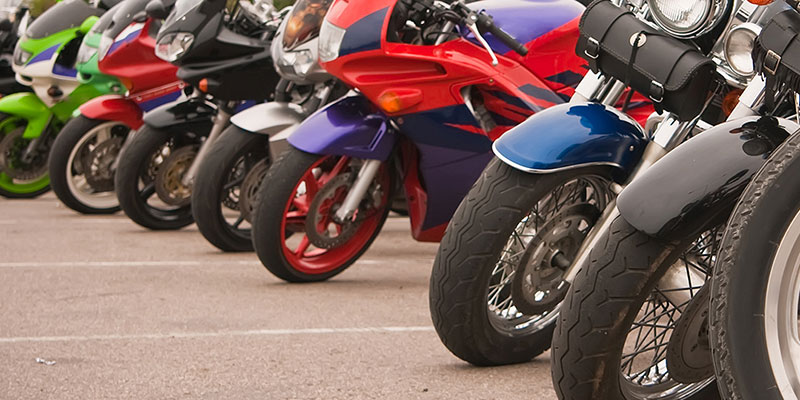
(725, 23, 761, 77)
(647, 0, 727, 38)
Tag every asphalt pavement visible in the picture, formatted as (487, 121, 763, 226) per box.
(0, 193, 557, 399)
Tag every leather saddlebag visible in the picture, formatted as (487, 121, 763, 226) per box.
(754, 10, 800, 107)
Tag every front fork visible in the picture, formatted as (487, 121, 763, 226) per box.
(333, 159, 384, 223)
(559, 75, 767, 289)
(181, 103, 234, 186)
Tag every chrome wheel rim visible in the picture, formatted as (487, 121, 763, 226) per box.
(618, 229, 720, 399)
(486, 176, 612, 335)
(765, 207, 800, 400)
(65, 122, 127, 209)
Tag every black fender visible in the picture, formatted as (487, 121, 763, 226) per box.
(618, 116, 800, 240)
(142, 97, 216, 135)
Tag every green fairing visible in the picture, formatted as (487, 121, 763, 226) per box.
(0, 93, 53, 139)
(19, 27, 81, 59)
(0, 116, 49, 194)
(53, 81, 109, 121)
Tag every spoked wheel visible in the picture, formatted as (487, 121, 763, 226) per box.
(192, 125, 270, 252)
(430, 159, 614, 366)
(115, 125, 199, 230)
(0, 115, 51, 198)
(711, 131, 800, 400)
(252, 148, 392, 282)
(552, 215, 721, 400)
(48, 116, 130, 214)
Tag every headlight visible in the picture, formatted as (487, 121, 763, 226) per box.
(76, 42, 95, 65)
(647, 0, 725, 38)
(725, 23, 760, 77)
(319, 19, 345, 63)
(278, 49, 316, 76)
(155, 32, 195, 62)
(12, 45, 30, 65)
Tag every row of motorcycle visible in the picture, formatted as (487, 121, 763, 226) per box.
(2, 0, 800, 397)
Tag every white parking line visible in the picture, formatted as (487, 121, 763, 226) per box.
(0, 260, 260, 268)
(0, 218, 126, 225)
(0, 326, 435, 343)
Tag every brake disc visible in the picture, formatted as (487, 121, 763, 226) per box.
(154, 145, 197, 206)
(84, 136, 124, 193)
(305, 172, 361, 249)
(0, 128, 48, 181)
(666, 284, 714, 384)
(238, 159, 269, 223)
(511, 203, 600, 315)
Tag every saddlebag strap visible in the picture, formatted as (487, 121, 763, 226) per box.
(754, 10, 800, 109)
(576, 0, 717, 121)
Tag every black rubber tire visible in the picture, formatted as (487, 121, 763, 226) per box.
(251, 147, 391, 283)
(710, 133, 800, 400)
(115, 125, 195, 230)
(551, 215, 720, 400)
(191, 125, 269, 252)
(429, 158, 613, 366)
(48, 116, 124, 214)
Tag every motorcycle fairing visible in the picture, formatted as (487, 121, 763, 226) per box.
(287, 95, 398, 161)
(142, 97, 216, 133)
(338, 7, 386, 58)
(79, 94, 143, 128)
(492, 102, 646, 176)
(230, 102, 306, 136)
(617, 116, 800, 241)
(0, 92, 52, 139)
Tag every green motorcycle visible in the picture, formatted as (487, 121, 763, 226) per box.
(0, 0, 120, 198)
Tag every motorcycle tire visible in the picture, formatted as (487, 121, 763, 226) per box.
(710, 134, 800, 400)
(429, 158, 614, 366)
(48, 116, 128, 214)
(115, 125, 195, 230)
(551, 215, 720, 400)
(192, 125, 269, 252)
(0, 114, 50, 199)
(252, 147, 391, 283)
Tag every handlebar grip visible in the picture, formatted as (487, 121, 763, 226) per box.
(477, 13, 528, 56)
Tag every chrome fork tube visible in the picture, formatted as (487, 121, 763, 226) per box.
(182, 108, 232, 186)
(334, 159, 383, 223)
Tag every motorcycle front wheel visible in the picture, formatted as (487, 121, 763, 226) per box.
(114, 125, 198, 230)
(711, 133, 800, 400)
(252, 147, 392, 282)
(429, 158, 614, 366)
(0, 114, 51, 199)
(48, 116, 129, 214)
(191, 125, 270, 252)
(551, 215, 720, 400)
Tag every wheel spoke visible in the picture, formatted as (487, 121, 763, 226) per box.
(140, 182, 156, 200)
(231, 215, 245, 229)
(321, 156, 350, 186)
(294, 235, 311, 256)
(223, 177, 246, 192)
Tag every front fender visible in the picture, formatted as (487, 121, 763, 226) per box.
(0, 92, 53, 139)
(493, 102, 646, 180)
(230, 102, 306, 135)
(142, 97, 216, 133)
(287, 95, 397, 161)
(79, 95, 143, 129)
(618, 116, 800, 241)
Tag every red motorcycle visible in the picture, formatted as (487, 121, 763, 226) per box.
(252, 0, 654, 282)
(48, 0, 182, 214)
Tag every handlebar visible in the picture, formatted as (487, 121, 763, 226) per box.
(475, 12, 528, 56)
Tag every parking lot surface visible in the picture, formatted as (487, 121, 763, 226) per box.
(1, 194, 557, 399)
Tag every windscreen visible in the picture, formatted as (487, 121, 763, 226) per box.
(103, 0, 150, 41)
(163, 0, 203, 27)
(25, 0, 103, 39)
(91, 2, 122, 35)
(282, 0, 333, 50)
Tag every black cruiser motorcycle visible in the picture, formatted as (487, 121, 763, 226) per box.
(114, 0, 283, 230)
(550, 1, 800, 399)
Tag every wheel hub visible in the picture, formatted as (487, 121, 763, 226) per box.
(155, 146, 197, 206)
(666, 284, 714, 384)
(511, 204, 600, 315)
(84, 136, 123, 193)
(305, 172, 362, 249)
(0, 128, 48, 181)
(239, 159, 269, 223)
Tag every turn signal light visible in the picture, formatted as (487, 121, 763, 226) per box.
(723, 89, 744, 116)
(747, 0, 774, 4)
(198, 78, 208, 92)
(376, 89, 424, 114)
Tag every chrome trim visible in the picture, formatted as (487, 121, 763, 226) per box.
(492, 142, 625, 174)
(646, 0, 729, 39)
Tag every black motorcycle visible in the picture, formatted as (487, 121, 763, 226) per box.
(114, 0, 283, 230)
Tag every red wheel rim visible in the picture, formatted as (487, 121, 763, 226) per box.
(279, 156, 390, 275)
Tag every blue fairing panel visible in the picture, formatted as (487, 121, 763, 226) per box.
(493, 102, 646, 176)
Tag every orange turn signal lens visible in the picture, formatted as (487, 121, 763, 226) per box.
(723, 89, 744, 116)
(747, 0, 774, 4)
(378, 92, 404, 113)
(376, 89, 424, 114)
(198, 78, 208, 93)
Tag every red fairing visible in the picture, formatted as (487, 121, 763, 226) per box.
(79, 95, 144, 129)
(97, 19, 178, 93)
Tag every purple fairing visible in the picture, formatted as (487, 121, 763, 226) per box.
(139, 89, 182, 112)
(415, 143, 494, 230)
(287, 95, 397, 161)
(26, 44, 59, 65)
(466, 0, 584, 55)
